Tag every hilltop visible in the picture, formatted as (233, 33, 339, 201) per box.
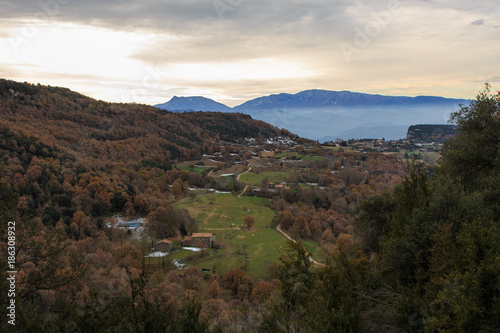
(155, 96, 232, 112)
(406, 124, 458, 143)
(0, 79, 283, 166)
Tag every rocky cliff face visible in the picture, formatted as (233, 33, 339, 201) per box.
(406, 124, 458, 143)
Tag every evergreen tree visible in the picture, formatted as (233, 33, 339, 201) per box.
(370, 86, 500, 332)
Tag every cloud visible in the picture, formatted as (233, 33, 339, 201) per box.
(470, 18, 485, 25)
(1, 0, 356, 63)
(0, 0, 350, 33)
(1, 0, 499, 104)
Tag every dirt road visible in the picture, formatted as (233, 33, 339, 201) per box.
(237, 159, 258, 198)
(276, 224, 325, 267)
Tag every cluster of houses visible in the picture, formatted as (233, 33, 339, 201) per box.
(251, 181, 290, 195)
(323, 138, 445, 155)
(154, 232, 220, 253)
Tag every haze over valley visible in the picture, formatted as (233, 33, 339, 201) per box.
(155, 90, 467, 140)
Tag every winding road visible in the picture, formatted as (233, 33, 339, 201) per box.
(276, 224, 325, 267)
(237, 159, 258, 199)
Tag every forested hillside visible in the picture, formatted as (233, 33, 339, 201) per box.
(0, 79, 288, 332)
(178, 112, 294, 141)
(0, 79, 282, 219)
(0, 79, 281, 163)
(262, 87, 499, 332)
(352, 86, 500, 331)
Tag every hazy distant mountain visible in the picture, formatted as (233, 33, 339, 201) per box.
(153, 90, 469, 140)
(155, 96, 231, 112)
(228, 90, 468, 140)
(233, 89, 467, 111)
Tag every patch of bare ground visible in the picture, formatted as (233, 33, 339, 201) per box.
(211, 164, 247, 177)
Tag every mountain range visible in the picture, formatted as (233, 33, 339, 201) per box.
(154, 90, 467, 112)
(154, 90, 468, 141)
(233, 90, 466, 110)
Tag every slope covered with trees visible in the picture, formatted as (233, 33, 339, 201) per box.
(353, 86, 500, 331)
(0, 79, 286, 332)
(0, 79, 280, 164)
(0, 79, 281, 219)
(178, 111, 294, 141)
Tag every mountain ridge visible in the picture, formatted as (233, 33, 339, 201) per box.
(0, 79, 283, 164)
(233, 89, 468, 111)
(152, 89, 468, 140)
(154, 89, 469, 112)
(154, 96, 232, 112)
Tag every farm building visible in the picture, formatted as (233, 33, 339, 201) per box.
(155, 239, 172, 252)
(182, 233, 216, 248)
(274, 182, 290, 190)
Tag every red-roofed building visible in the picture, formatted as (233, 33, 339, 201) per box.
(155, 239, 172, 252)
(182, 233, 216, 248)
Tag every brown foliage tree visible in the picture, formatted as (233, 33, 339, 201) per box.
(183, 267, 203, 291)
(242, 215, 255, 230)
(207, 280, 222, 299)
(278, 210, 295, 230)
(251, 279, 278, 302)
(200, 299, 230, 327)
(321, 229, 335, 245)
(293, 216, 312, 239)
(114, 243, 142, 278)
(222, 268, 253, 298)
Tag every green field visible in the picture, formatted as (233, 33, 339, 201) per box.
(302, 155, 327, 162)
(239, 169, 295, 186)
(275, 152, 301, 159)
(176, 165, 213, 173)
(173, 193, 287, 278)
(321, 145, 356, 153)
(302, 239, 326, 264)
(278, 228, 326, 264)
(276, 151, 327, 162)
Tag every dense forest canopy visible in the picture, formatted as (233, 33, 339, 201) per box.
(0, 78, 287, 220)
(0, 79, 283, 163)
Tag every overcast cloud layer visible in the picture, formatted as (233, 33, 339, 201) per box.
(0, 0, 499, 106)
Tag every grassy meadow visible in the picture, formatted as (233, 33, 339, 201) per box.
(175, 165, 213, 173)
(171, 192, 288, 279)
(239, 169, 295, 186)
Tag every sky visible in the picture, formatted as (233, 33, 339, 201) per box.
(0, 0, 499, 107)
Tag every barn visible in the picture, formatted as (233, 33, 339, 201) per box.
(155, 239, 173, 252)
